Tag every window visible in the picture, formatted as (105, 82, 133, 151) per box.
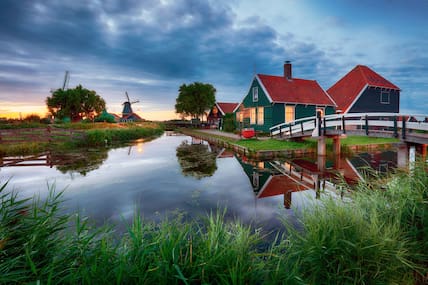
(250, 108, 256, 124)
(285, 105, 295, 122)
(252, 86, 258, 102)
(380, 91, 390, 104)
(257, 107, 264, 125)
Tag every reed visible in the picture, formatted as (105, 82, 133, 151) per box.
(282, 161, 427, 284)
(0, 142, 47, 156)
(1, 161, 426, 284)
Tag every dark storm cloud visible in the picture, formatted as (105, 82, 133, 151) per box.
(3, 0, 425, 117)
(1, 0, 316, 104)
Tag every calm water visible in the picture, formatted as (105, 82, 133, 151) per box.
(0, 132, 397, 232)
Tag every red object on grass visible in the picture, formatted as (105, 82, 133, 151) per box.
(241, 128, 255, 138)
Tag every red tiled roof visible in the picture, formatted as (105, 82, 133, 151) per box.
(257, 74, 335, 106)
(216, 102, 239, 115)
(327, 65, 400, 113)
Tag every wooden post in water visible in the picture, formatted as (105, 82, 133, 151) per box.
(283, 191, 292, 209)
(332, 135, 341, 159)
(397, 143, 409, 169)
(317, 153, 326, 172)
(421, 144, 427, 161)
(317, 136, 326, 157)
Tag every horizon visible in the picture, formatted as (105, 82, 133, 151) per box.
(1, 0, 427, 120)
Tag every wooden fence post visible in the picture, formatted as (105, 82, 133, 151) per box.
(342, 115, 346, 134)
(402, 118, 406, 139)
(393, 116, 398, 138)
(323, 117, 326, 136)
(365, 115, 369, 135)
(47, 125, 52, 144)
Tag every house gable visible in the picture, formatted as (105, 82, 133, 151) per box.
(349, 86, 400, 113)
(242, 77, 271, 107)
(328, 65, 400, 113)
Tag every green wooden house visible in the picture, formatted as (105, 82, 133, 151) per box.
(235, 62, 336, 132)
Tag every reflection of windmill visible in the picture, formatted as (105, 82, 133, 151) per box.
(122, 91, 140, 117)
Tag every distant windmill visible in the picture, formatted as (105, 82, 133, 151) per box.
(122, 91, 140, 117)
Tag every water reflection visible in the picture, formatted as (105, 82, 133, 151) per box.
(235, 149, 398, 209)
(0, 149, 109, 176)
(176, 137, 217, 179)
(0, 133, 400, 233)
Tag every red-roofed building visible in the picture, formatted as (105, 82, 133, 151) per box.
(327, 65, 400, 113)
(207, 102, 239, 129)
(235, 62, 336, 132)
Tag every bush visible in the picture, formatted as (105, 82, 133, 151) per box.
(222, 113, 235, 132)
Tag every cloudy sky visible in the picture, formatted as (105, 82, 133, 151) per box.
(1, 0, 427, 120)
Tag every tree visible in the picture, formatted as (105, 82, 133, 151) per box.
(175, 82, 216, 120)
(46, 85, 106, 122)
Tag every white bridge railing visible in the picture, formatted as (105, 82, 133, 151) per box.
(270, 113, 428, 139)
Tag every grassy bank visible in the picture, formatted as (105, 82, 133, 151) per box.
(1, 162, 426, 284)
(0, 122, 164, 156)
(235, 138, 316, 151)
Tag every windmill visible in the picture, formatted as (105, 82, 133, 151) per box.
(121, 91, 140, 118)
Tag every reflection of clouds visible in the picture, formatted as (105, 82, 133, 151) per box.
(0, 135, 307, 232)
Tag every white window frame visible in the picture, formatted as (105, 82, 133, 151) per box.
(257, 107, 264, 125)
(250, 108, 256, 124)
(252, 86, 258, 102)
(380, 90, 390, 104)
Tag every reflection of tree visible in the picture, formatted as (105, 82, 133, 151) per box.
(176, 141, 217, 179)
(53, 149, 108, 176)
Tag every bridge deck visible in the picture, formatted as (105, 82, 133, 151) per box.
(270, 113, 428, 145)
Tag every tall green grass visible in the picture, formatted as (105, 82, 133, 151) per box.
(282, 160, 428, 284)
(1, 161, 427, 284)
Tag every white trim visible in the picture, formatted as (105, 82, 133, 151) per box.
(345, 158, 364, 181)
(321, 86, 338, 107)
(255, 74, 273, 103)
(256, 175, 273, 198)
(344, 83, 368, 114)
(215, 102, 226, 116)
(252, 86, 259, 102)
(380, 90, 390, 104)
(232, 103, 241, 113)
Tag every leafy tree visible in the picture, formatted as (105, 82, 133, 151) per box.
(175, 82, 216, 120)
(46, 85, 106, 122)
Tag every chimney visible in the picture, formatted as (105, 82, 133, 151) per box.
(284, 61, 292, 80)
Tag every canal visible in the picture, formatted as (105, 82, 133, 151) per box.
(0, 132, 397, 232)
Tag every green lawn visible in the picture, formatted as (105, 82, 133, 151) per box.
(235, 138, 315, 151)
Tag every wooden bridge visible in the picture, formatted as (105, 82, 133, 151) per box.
(270, 112, 428, 161)
(270, 113, 428, 143)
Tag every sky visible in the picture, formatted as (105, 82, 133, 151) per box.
(0, 0, 427, 120)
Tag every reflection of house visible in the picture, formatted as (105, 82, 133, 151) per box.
(207, 102, 239, 129)
(349, 151, 397, 175)
(235, 62, 336, 132)
(256, 175, 308, 209)
(236, 157, 311, 209)
(327, 65, 400, 114)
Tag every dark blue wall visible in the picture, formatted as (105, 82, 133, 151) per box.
(349, 87, 400, 113)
